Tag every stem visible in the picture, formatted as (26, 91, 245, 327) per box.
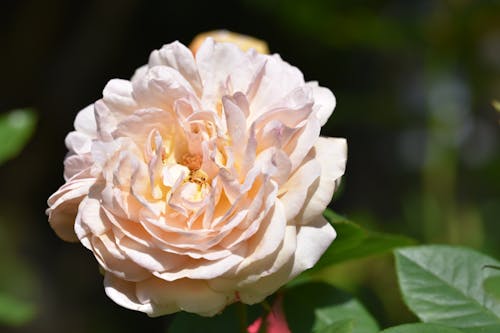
(237, 302, 247, 333)
(261, 299, 272, 313)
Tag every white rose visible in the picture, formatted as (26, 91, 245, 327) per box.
(47, 37, 347, 317)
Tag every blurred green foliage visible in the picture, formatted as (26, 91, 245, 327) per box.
(317, 210, 414, 269)
(169, 302, 262, 333)
(0, 109, 36, 164)
(0, 109, 38, 327)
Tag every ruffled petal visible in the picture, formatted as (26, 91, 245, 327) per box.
(136, 277, 231, 317)
(290, 215, 336, 275)
(300, 137, 347, 222)
(306, 81, 336, 126)
(47, 178, 95, 242)
(149, 41, 203, 96)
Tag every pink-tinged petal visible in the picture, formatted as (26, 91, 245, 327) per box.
(218, 168, 243, 203)
(195, 38, 249, 107)
(278, 151, 321, 222)
(249, 55, 305, 118)
(290, 216, 336, 276)
(65, 131, 92, 155)
(247, 148, 291, 186)
(73, 104, 97, 137)
(227, 50, 268, 96)
(113, 108, 177, 147)
(94, 100, 118, 140)
(102, 79, 139, 114)
(154, 250, 244, 281)
(257, 120, 298, 152)
(235, 200, 286, 277)
(236, 225, 297, 304)
(75, 197, 110, 238)
(299, 137, 347, 222)
(47, 178, 95, 242)
(135, 278, 231, 317)
(90, 232, 150, 282)
(285, 115, 321, 171)
(104, 273, 154, 314)
(130, 65, 148, 84)
(148, 41, 203, 96)
(222, 95, 247, 157)
(63, 154, 93, 181)
(132, 66, 196, 110)
(306, 81, 336, 126)
(218, 176, 276, 249)
(116, 236, 187, 273)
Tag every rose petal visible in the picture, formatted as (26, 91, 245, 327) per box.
(149, 41, 203, 96)
(307, 81, 336, 126)
(135, 277, 231, 317)
(73, 104, 97, 137)
(290, 215, 336, 276)
(299, 137, 347, 223)
(47, 178, 95, 242)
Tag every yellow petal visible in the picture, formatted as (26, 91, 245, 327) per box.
(190, 30, 269, 55)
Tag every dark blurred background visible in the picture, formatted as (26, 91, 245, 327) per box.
(1, 0, 499, 332)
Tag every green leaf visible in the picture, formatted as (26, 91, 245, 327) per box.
(395, 245, 500, 333)
(380, 323, 465, 333)
(0, 109, 36, 164)
(168, 303, 262, 333)
(483, 275, 500, 301)
(0, 293, 36, 326)
(313, 210, 414, 270)
(315, 319, 353, 333)
(283, 282, 378, 333)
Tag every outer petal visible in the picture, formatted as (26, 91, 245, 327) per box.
(104, 273, 154, 314)
(47, 178, 95, 242)
(63, 154, 93, 180)
(299, 137, 347, 223)
(90, 233, 150, 282)
(235, 216, 334, 305)
(65, 131, 92, 155)
(135, 278, 231, 317)
(132, 66, 196, 110)
(307, 81, 336, 126)
(74, 104, 97, 137)
(278, 152, 321, 222)
(236, 225, 297, 304)
(290, 215, 336, 276)
(148, 41, 203, 96)
(249, 55, 305, 117)
(235, 197, 286, 275)
(102, 79, 139, 115)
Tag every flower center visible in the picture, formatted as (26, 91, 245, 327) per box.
(179, 153, 209, 198)
(180, 153, 202, 171)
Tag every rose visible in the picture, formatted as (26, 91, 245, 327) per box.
(47, 35, 347, 317)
